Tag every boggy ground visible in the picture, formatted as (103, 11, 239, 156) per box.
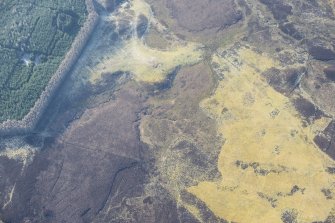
(1, 0, 335, 222)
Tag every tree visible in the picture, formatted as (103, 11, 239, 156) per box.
(57, 12, 74, 33)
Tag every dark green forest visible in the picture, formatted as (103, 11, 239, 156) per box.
(0, 0, 87, 122)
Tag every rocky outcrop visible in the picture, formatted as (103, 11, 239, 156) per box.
(0, 0, 99, 136)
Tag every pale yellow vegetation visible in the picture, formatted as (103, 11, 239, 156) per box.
(188, 47, 335, 223)
(0, 143, 35, 167)
(329, 0, 335, 14)
(91, 39, 202, 83)
(90, 0, 202, 84)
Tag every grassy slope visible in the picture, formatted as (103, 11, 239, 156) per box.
(188, 47, 335, 223)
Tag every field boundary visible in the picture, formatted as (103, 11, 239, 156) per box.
(0, 0, 99, 136)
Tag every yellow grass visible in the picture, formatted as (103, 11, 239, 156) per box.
(188, 48, 335, 223)
(0, 145, 35, 167)
(183, 203, 203, 222)
(90, 0, 202, 84)
(132, 0, 152, 17)
(90, 38, 202, 83)
(329, 0, 335, 14)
